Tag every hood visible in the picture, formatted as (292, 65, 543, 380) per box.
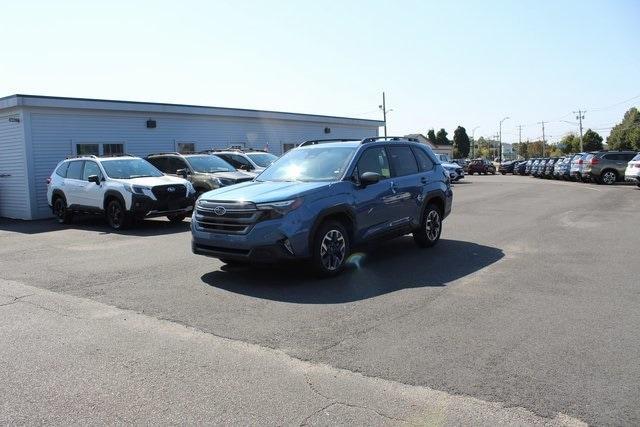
(441, 162, 461, 169)
(200, 180, 331, 204)
(111, 175, 189, 187)
(196, 170, 254, 181)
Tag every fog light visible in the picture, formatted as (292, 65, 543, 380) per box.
(282, 239, 294, 255)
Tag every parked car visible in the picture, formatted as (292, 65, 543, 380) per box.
(532, 158, 548, 177)
(47, 155, 196, 229)
(441, 161, 465, 182)
(524, 158, 537, 175)
(513, 160, 528, 175)
(582, 151, 639, 184)
(191, 137, 453, 276)
(624, 152, 640, 187)
(569, 152, 589, 182)
(468, 159, 496, 175)
(543, 157, 559, 178)
(453, 158, 470, 172)
(553, 157, 571, 180)
(146, 152, 254, 198)
(203, 148, 278, 175)
(498, 160, 519, 174)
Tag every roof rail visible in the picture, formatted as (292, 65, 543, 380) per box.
(361, 136, 419, 144)
(146, 152, 182, 156)
(299, 138, 359, 147)
(200, 147, 267, 153)
(66, 154, 98, 159)
(102, 153, 136, 158)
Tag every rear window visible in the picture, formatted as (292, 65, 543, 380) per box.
(66, 161, 84, 180)
(55, 162, 69, 177)
(632, 153, 640, 161)
(411, 147, 434, 171)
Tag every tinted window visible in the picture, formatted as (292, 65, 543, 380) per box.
(633, 153, 640, 161)
(66, 161, 84, 180)
(411, 147, 434, 171)
(357, 147, 391, 179)
(621, 153, 635, 161)
(388, 146, 419, 176)
(246, 152, 278, 167)
(55, 162, 69, 177)
(186, 155, 235, 173)
(231, 154, 253, 170)
(82, 161, 101, 180)
(165, 157, 188, 174)
(146, 157, 168, 172)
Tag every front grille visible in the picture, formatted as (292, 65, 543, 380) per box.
(152, 184, 187, 200)
(195, 200, 262, 234)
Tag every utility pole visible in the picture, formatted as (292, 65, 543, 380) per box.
(493, 133, 500, 159)
(517, 125, 523, 159)
(379, 92, 387, 138)
(573, 110, 585, 151)
(499, 116, 510, 161)
(538, 121, 546, 157)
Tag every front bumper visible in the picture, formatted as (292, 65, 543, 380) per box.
(131, 194, 195, 218)
(625, 175, 640, 184)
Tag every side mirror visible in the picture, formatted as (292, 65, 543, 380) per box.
(359, 172, 382, 187)
(88, 175, 101, 185)
(176, 168, 189, 178)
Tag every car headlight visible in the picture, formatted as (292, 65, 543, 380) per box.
(124, 184, 150, 194)
(256, 198, 303, 217)
(210, 177, 234, 187)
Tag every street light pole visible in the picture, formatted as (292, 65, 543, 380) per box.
(499, 116, 510, 162)
(379, 92, 388, 138)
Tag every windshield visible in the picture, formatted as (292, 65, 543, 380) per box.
(257, 146, 356, 182)
(246, 152, 278, 167)
(101, 158, 164, 179)
(186, 155, 236, 173)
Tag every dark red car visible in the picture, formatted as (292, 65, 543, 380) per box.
(467, 159, 496, 175)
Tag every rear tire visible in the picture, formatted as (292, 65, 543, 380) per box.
(53, 196, 73, 224)
(312, 221, 350, 277)
(106, 199, 131, 230)
(600, 170, 617, 185)
(413, 203, 442, 248)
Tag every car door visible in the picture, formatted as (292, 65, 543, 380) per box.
(78, 160, 105, 209)
(352, 146, 401, 240)
(63, 160, 84, 206)
(386, 145, 421, 226)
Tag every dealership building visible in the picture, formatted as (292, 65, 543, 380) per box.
(0, 94, 382, 220)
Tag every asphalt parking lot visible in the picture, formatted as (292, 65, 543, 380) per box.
(1, 175, 639, 425)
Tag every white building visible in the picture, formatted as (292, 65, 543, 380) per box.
(0, 94, 382, 220)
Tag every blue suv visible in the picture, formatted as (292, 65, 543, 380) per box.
(191, 137, 453, 276)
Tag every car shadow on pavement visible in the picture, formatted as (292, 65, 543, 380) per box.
(201, 237, 504, 304)
(0, 217, 190, 236)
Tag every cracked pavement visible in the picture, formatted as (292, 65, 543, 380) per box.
(1, 175, 639, 424)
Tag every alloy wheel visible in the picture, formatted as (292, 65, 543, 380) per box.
(320, 229, 346, 271)
(602, 171, 616, 185)
(425, 210, 441, 241)
(108, 202, 123, 228)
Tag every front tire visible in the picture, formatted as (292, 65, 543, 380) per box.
(413, 204, 442, 248)
(106, 199, 131, 230)
(167, 214, 187, 223)
(53, 196, 73, 224)
(312, 221, 350, 277)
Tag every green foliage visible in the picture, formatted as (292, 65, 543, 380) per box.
(559, 133, 578, 154)
(516, 142, 528, 158)
(436, 128, 450, 145)
(427, 129, 437, 144)
(453, 126, 470, 158)
(606, 107, 640, 151)
(582, 129, 603, 151)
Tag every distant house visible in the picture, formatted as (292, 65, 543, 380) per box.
(405, 134, 454, 158)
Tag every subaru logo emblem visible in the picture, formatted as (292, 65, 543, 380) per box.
(167, 187, 175, 192)
(213, 206, 226, 216)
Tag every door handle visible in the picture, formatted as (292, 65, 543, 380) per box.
(420, 176, 429, 184)
(390, 181, 398, 193)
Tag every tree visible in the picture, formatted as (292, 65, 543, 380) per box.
(582, 129, 603, 151)
(607, 107, 640, 151)
(436, 128, 450, 146)
(453, 126, 470, 158)
(559, 133, 578, 154)
(518, 141, 528, 158)
(427, 129, 437, 145)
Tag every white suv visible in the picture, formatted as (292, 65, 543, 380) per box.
(47, 155, 196, 229)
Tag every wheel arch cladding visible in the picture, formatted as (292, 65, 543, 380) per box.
(309, 206, 356, 246)
(103, 191, 126, 211)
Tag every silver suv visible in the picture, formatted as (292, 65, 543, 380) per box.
(47, 155, 196, 229)
(582, 151, 638, 184)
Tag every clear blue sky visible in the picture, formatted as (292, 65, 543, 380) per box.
(2, 0, 639, 143)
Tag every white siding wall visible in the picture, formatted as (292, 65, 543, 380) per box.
(0, 110, 30, 219)
(28, 108, 378, 218)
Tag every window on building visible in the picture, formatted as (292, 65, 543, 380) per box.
(75, 143, 124, 156)
(177, 143, 195, 153)
(76, 144, 100, 156)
